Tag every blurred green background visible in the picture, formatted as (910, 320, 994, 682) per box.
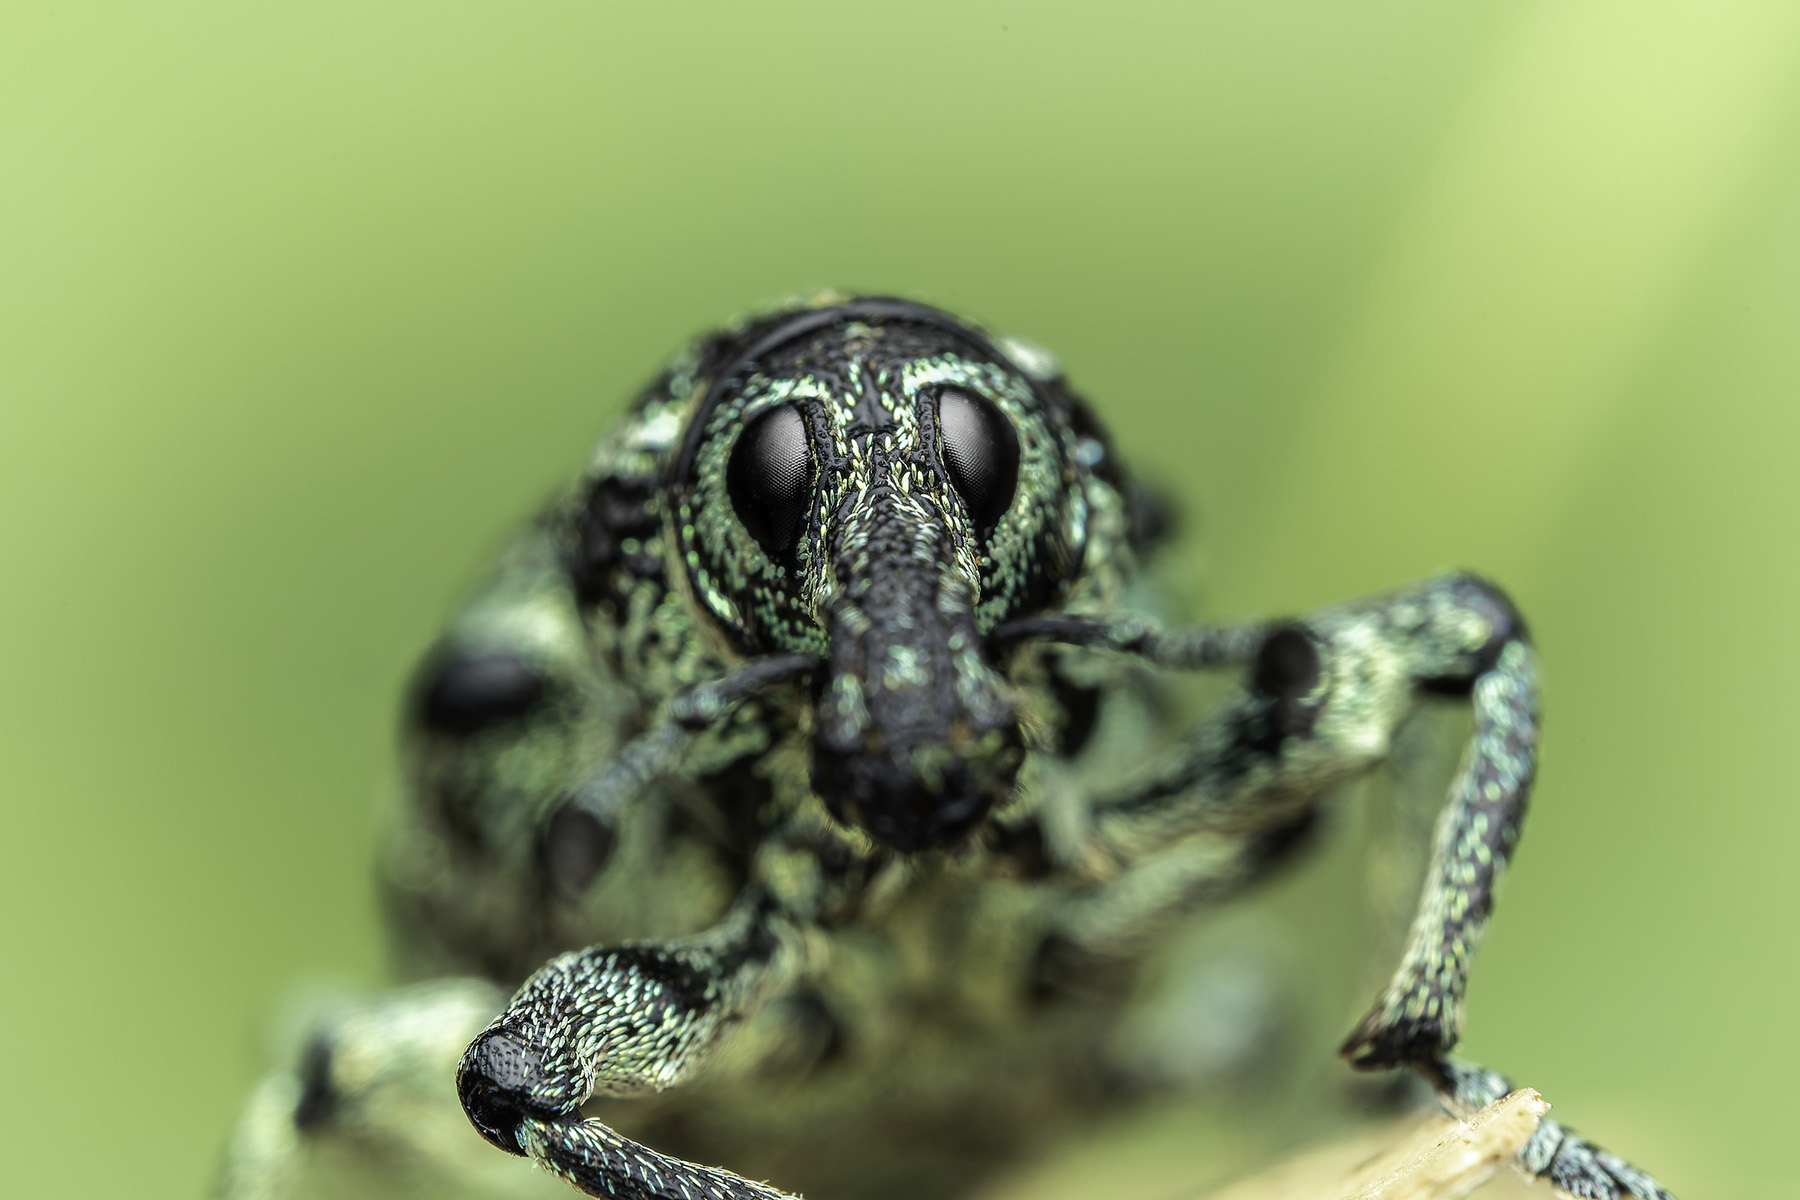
(4, 2, 1798, 1196)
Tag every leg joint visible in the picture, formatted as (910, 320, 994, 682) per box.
(1248, 623, 1330, 738)
(457, 1027, 550, 1157)
(1418, 572, 1529, 694)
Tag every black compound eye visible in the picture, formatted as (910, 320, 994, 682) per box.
(726, 404, 815, 556)
(937, 388, 1020, 531)
(416, 651, 548, 736)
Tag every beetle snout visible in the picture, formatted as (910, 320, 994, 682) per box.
(814, 716, 1022, 851)
(811, 576, 1021, 851)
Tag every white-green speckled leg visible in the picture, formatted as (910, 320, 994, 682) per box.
(1000, 571, 1676, 1200)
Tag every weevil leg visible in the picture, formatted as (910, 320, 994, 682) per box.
(216, 978, 547, 1200)
(1010, 573, 1525, 966)
(554, 652, 816, 834)
(390, 500, 814, 970)
(457, 886, 806, 1200)
(1007, 572, 1677, 1199)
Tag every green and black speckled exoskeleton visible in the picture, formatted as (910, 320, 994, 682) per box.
(218, 296, 1676, 1200)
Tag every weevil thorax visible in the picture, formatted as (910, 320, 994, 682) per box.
(671, 300, 1085, 850)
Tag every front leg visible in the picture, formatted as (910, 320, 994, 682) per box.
(457, 888, 804, 1200)
(1020, 572, 1526, 966)
(1008, 572, 1674, 1199)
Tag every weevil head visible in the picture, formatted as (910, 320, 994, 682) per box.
(669, 299, 1090, 850)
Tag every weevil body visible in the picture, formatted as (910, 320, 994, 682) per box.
(219, 296, 1676, 1200)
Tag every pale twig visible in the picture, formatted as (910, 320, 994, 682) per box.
(1205, 1089, 1550, 1200)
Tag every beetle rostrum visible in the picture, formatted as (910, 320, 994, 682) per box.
(673, 302, 1071, 851)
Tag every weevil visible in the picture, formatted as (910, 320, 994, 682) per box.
(218, 295, 1676, 1200)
